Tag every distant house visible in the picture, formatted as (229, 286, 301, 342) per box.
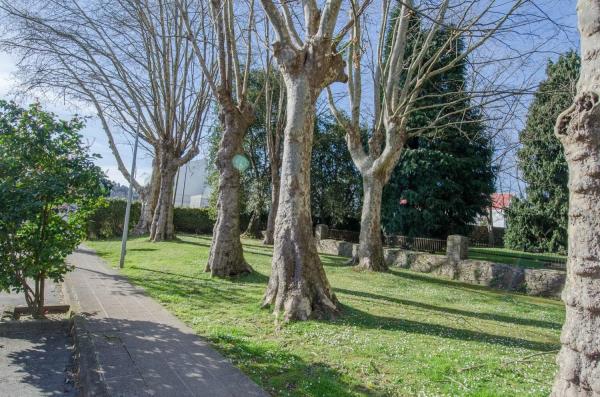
(489, 193, 513, 228)
(470, 192, 514, 246)
(173, 159, 212, 208)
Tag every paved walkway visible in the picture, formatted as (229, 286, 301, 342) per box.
(0, 321, 76, 397)
(0, 281, 74, 397)
(65, 247, 268, 397)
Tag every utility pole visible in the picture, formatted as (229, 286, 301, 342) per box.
(119, 124, 140, 268)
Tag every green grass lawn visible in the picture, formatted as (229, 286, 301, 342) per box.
(86, 235, 564, 397)
(468, 247, 566, 269)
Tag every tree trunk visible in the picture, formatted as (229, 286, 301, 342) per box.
(487, 206, 495, 247)
(244, 209, 263, 239)
(355, 174, 387, 271)
(150, 154, 177, 242)
(552, 2, 600, 394)
(206, 107, 253, 277)
(134, 159, 160, 236)
(263, 165, 280, 245)
(262, 76, 339, 321)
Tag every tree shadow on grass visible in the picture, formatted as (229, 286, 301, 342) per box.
(318, 254, 354, 268)
(172, 238, 212, 249)
(124, 267, 268, 306)
(210, 333, 386, 397)
(388, 268, 515, 295)
(335, 288, 561, 330)
(242, 248, 276, 259)
(331, 304, 559, 352)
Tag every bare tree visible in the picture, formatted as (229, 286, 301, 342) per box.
(552, 0, 600, 394)
(178, 0, 260, 276)
(0, 0, 212, 241)
(262, 29, 286, 245)
(257, 0, 351, 321)
(328, 0, 527, 271)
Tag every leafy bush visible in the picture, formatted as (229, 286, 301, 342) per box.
(0, 101, 109, 317)
(87, 199, 141, 239)
(87, 200, 214, 238)
(173, 207, 214, 234)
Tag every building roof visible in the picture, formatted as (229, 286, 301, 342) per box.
(491, 193, 513, 210)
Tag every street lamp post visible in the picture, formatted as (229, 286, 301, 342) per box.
(119, 125, 140, 268)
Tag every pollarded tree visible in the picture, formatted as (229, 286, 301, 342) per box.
(0, 0, 213, 242)
(258, 0, 351, 320)
(329, 0, 527, 272)
(504, 52, 579, 255)
(551, 1, 600, 394)
(0, 101, 108, 318)
(178, 0, 260, 277)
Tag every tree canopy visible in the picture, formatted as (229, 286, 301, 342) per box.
(504, 51, 579, 254)
(381, 28, 495, 239)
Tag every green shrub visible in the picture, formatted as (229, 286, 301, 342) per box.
(0, 101, 109, 317)
(173, 207, 214, 234)
(87, 200, 215, 239)
(87, 199, 141, 239)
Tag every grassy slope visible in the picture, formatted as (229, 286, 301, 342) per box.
(86, 235, 564, 397)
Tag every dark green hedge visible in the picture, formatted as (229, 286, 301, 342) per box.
(87, 199, 141, 239)
(87, 199, 215, 239)
(173, 207, 214, 235)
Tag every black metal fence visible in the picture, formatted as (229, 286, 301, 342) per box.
(320, 225, 567, 269)
(385, 235, 446, 253)
(328, 228, 360, 243)
(468, 247, 567, 269)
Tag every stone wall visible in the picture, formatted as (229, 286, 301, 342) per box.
(524, 269, 566, 297)
(317, 238, 565, 298)
(317, 239, 358, 258)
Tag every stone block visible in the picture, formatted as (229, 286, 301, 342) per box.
(314, 224, 329, 241)
(454, 260, 525, 291)
(524, 269, 566, 297)
(446, 235, 469, 262)
(317, 239, 357, 258)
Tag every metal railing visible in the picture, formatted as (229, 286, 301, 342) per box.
(386, 235, 446, 253)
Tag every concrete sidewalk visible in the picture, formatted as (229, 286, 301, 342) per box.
(64, 247, 268, 397)
(0, 320, 76, 397)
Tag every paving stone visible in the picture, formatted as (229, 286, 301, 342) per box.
(65, 247, 268, 397)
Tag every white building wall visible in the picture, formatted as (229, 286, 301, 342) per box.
(173, 158, 213, 208)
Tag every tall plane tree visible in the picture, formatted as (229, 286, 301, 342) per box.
(0, 0, 212, 241)
(552, 0, 600, 394)
(329, 0, 526, 271)
(262, 31, 286, 245)
(178, 0, 259, 276)
(258, 0, 355, 320)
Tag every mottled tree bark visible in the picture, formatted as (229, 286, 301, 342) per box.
(261, 35, 347, 321)
(244, 210, 263, 239)
(552, 1, 600, 395)
(263, 164, 280, 245)
(150, 153, 178, 242)
(134, 159, 160, 236)
(355, 173, 387, 271)
(206, 105, 254, 277)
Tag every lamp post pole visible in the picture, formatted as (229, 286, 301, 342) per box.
(119, 124, 140, 268)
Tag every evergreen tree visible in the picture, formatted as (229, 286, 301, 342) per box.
(311, 115, 362, 229)
(381, 30, 495, 239)
(504, 52, 579, 254)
